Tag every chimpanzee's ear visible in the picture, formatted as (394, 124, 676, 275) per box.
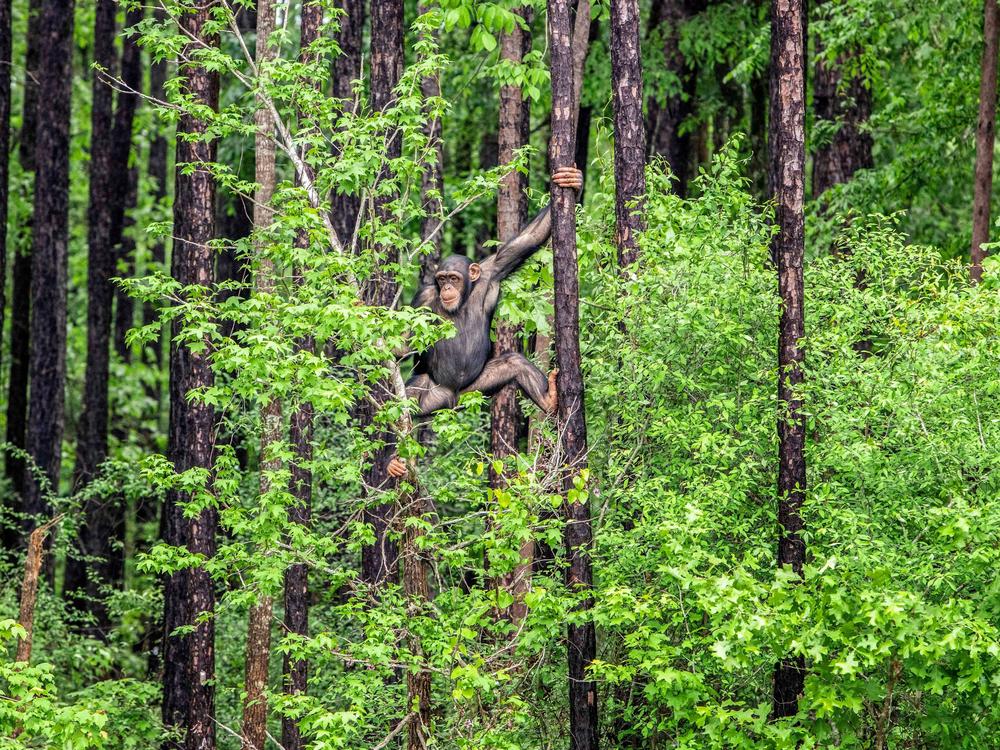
(468, 263, 482, 282)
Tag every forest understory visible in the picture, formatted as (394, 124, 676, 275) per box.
(1, 0, 1000, 748)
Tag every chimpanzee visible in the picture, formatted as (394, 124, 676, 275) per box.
(386, 165, 583, 478)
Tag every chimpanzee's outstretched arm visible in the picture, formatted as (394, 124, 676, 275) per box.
(479, 166, 582, 283)
(479, 206, 553, 283)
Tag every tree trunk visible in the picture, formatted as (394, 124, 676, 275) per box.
(0, 0, 11, 362)
(6, 0, 43, 511)
(23, 0, 74, 530)
(610, 0, 646, 265)
(493, 5, 533, 623)
(142, 14, 169, 379)
(812, 46, 872, 196)
(241, 2, 278, 746)
(281, 6, 323, 748)
(402, 488, 432, 749)
(972, 0, 999, 282)
(111, 4, 143, 360)
(549, 0, 598, 746)
(161, 6, 219, 749)
(0, 0, 14, 550)
(644, 0, 705, 196)
(332, 0, 364, 246)
(360, 0, 404, 589)
(65, 0, 124, 631)
(419, 1, 444, 275)
(769, 0, 807, 722)
(114, 164, 140, 361)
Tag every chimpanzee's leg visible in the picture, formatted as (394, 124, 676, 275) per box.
(460, 352, 557, 413)
(406, 373, 458, 416)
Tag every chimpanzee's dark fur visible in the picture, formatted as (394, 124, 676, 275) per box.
(406, 206, 555, 416)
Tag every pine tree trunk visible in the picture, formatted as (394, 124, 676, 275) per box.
(23, 0, 74, 530)
(402, 491, 432, 749)
(332, 0, 364, 245)
(281, 6, 323, 748)
(0, 0, 10, 362)
(360, 0, 404, 588)
(549, 0, 598, 746)
(419, 1, 444, 274)
(812, 47, 872, 196)
(610, 0, 646, 265)
(493, 5, 532, 623)
(162, 6, 219, 749)
(114, 164, 139, 361)
(644, 0, 704, 196)
(972, 0, 999, 282)
(6, 0, 44, 515)
(769, 0, 807, 721)
(65, 0, 124, 631)
(241, 2, 278, 745)
(142, 15, 169, 378)
(0, 0, 14, 549)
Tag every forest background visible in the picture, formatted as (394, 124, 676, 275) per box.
(1, 0, 1000, 748)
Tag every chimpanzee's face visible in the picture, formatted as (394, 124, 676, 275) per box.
(436, 271, 465, 312)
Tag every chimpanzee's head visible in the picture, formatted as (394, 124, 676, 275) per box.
(434, 255, 481, 313)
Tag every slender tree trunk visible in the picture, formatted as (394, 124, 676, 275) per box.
(610, 0, 646, 265)
(111, 4, 143, 359)
(162, 6, 219, 749)
(0, 0, 10, 359)
(142, 19, 169, 379)
(0, 0, 13, 548)
(769, 0, 807, 722)
(812, 41, 872, 195)
(402, 488, 432, 749)
(114, 164, 140, 361)
(281, 6, 324, 749)
(65, 0, 122, 630)
(549, 0, 598, 746)
(359, 0, 404, 588)
(644, 0, 704, 196)
(972, 0, 999, 282)
(419, 1, 444, 275)
(332, 0, 364, 245)
(493, 5, 532, 623)
(241, 2, 278, 746)
(23, 0, 73, 529)
(6, 0, 43, 511)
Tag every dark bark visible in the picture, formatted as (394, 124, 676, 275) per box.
(282, 6, 323, 747)
(111, 7, 144, 360)
(114, 164, 140, 361)
(0, 0, 15, 548)
(419, 3, 444, 275)
(360, 0, 404, 588)
(0, 0, 11, 362)
(4, 247, 30, 527)
(812, 52, 873, 196)
(66, 0, 143, 636)
(142, 21, 169, 376)
(610, 0, 646, 265)
(64, 0, 119, 625)
(549, 0, 598, 747)
(162, 6, 219, 750)
(769, 0, 807, 721)
(972, 0, 999, 282)
(492, 5, 532, 622)
(23, 0, 73, 528)
(331, 0, 364, 245)
(475, 131, 499, 259)
(18, 0, 41, 171)
(644, 0, 705, 196)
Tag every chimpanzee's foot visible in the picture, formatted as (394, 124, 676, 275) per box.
(543, 369, 559, 414)
(387, 456, 408, 478)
